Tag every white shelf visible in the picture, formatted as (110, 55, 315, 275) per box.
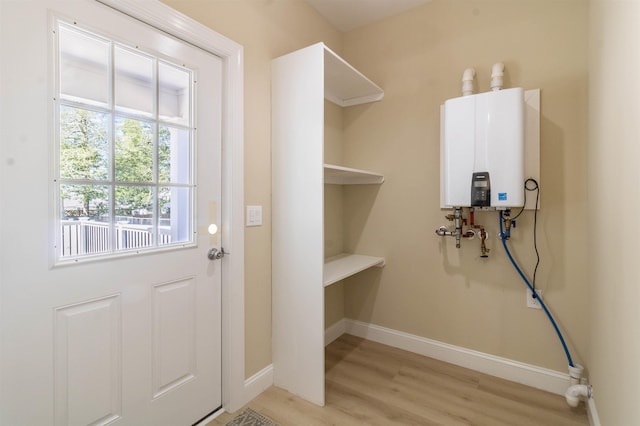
(323, 44, 384, 107)
(272, 42, 384, 406)
(324, 164, 385, 185)
(324, 254, 385, 287)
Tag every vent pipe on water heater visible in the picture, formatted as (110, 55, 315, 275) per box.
(491, 62, 505, 91)
(461, 68, 476, 96)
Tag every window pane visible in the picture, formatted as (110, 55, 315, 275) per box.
(55, 19, 197, 262)
(115, 117, 153, 182)
(159, 187, 191, 245)
(115, 47, 154, 117)
(59, 25, 109, 107)
(59, 106, 109, 181)
(159, 62, 190, 126)
(115, 186, 155, 250)
(60, 184, 110, 257)
(159, 126, 190, 184)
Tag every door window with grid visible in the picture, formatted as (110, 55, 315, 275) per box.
(55, 21, 195, 262)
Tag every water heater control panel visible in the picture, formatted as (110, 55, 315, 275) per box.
(471, 172, 491, 207)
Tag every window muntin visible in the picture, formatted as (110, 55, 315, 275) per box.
(55, 21, 195, 262)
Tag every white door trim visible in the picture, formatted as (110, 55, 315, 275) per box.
(96, 0, 246, 411)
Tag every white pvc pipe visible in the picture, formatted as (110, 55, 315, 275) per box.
(565, 384, 591, 408)
(461, 68, 476, 96)
(569, 364, 584, 386)
(490, 62, 505, 91)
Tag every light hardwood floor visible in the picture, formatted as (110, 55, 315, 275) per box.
(208, 334, 589, 425)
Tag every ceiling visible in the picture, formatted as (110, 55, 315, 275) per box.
(305, 0, 431, 32)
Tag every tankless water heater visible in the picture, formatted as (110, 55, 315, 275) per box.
(441, 87, 524, 209)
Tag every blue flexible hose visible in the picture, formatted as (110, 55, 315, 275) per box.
(499, 212, 575, 367)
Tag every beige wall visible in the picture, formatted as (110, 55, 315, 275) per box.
(161, 0, 341, 378)
(324, 101, 346, 327)
(340, 0, 589, 373)
(588, 1, 640, 424)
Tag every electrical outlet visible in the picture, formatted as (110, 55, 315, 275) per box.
(526, 288, 542, 309)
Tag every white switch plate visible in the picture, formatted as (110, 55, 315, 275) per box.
(246, 205, 262, 227)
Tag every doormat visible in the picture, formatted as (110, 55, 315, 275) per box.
(225, 408, 279, 426)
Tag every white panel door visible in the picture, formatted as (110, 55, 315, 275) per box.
(0, 1, 223, 425)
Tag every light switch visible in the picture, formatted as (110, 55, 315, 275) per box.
(246, 205, 262, 227)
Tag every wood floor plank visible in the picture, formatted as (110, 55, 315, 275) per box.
(206, 334, 589, 426)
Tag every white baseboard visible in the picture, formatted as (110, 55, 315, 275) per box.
(332, 319, 571, 396)
(587, 396, 601, 426)
(243, 363, 274, 405)
(324, 318, 347, 346)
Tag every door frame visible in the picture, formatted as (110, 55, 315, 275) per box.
(97, 0, 247, 413)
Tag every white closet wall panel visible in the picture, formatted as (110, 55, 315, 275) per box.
(272, 43, 326, 406)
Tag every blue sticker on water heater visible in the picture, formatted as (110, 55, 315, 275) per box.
(498, 193, 507, 201)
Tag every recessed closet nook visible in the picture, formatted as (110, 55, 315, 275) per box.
(272, 42, 385, 405)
